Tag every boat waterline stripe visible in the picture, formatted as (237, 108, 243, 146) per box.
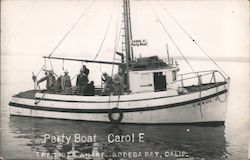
(9, 90, 227, 113)
(21, 83, 227, 103)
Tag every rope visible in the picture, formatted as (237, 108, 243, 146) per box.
(111, 1, 121, 77)
(33, 59, 47, 90)
(149, 4, 196, 74)
(71, 74, 78, 81)
(113, 12, 122, 107)
(158, 1, 229, 78)
(34, 92, 46, 105)
(114, 1, 122, 54)
(214, 72, 228, 103)
(116, 92, 122, 108)
(198, 75, 203, 118)
(49, 59, 54, 72)
(194, 42, 229, 78)
(107, 4, 124, 109)
(44, 58, 47, 71)
(62, 59, 64, 70)
(48, 0, 96, 57)
(105, 1, 124, 110)
(35, 64, 45, 77)
(115, 19, 123, 52)
(216, 85, 227, 103)
(48, 58, 59, 78)
(92, 1, 116, 61)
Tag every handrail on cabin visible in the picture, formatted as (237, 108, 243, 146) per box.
(172, 70, 227, 88)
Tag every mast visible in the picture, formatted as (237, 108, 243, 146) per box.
(123, 0, 133, 93)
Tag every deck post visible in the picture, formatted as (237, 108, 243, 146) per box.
(181, 75, 184, 88)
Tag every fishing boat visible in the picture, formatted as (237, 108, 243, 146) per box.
(9, 0, 230, 124)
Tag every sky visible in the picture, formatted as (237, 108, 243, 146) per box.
(1, 0, 249, 86)
(1, 0, 249, 59)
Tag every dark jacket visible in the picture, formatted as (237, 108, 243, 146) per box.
(84, 83, 95, 96)
(76, 74, 88, 86)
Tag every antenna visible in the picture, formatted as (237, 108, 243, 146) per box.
(166, 43, 170, 62)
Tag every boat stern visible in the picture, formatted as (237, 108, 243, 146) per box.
(9, 90, 39, 116)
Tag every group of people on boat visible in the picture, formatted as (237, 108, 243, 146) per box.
(36, 65, 125, 96)
(101, 70, 125, 95)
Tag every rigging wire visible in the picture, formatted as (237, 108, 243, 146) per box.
(112, 0, 125, 77)
(157, 1, 230, 78)
(48, 0, 96, 57)
(35, 58, 46, 77)
(112, 0, 121, 76)
(149, 3, 196, 73)
(62, 59, 64, 70)
(92, 0, 116, 61)
(108, 0, 122, 109)
(115, 16, 123, 52)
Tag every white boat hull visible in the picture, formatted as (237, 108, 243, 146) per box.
(9, 82, 230, 124)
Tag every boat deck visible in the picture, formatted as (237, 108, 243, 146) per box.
(13, 90, 38, 99)
(13, 81, 227, 99)
(184, 82, 226, 93)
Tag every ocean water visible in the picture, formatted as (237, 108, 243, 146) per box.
(0, 57, 249, 160)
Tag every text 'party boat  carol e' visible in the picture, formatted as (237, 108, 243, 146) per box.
(9, 0, 230, 124)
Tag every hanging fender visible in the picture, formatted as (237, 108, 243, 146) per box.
(108, 108, 123, 123)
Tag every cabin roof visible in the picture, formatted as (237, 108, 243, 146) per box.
(129, 56, 176, 71)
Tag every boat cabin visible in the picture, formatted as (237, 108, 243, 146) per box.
(128, 56, 179, 93)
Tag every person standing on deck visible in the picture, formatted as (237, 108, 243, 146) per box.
(38, 70, 56, 92)
(54, 75, 62, 92)
(76, 68, 89, 95)
(82, 65, 89, 78)
(61, 69, 72, 94)
(112, 70, 124, 95)
(101, 72, 112, 95)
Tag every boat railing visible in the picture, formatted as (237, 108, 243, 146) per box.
(171, 70, 227, 88)
(162, 58, 175, 66)
(151, 58, 176, 67)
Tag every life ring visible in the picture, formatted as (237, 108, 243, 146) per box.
(108, 108, 123, 123)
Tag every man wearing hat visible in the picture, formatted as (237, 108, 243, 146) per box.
(38, 70, 56, 92)
(82, 65, 89, 77)
(101, 72, 112, 95)
(76, 68, 89, 95)
(112, 70, 124, 95)
(61, 69, 72, 94)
